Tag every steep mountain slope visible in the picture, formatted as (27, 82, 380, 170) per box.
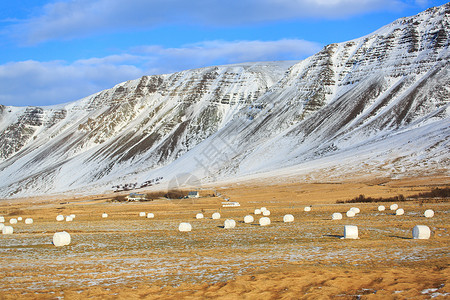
(0, 4, 449, 198)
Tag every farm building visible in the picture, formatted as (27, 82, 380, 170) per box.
(126, 193, 146, 201)
(187, 191, 200, 198)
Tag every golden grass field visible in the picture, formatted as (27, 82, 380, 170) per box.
(0, 175, 449, 299)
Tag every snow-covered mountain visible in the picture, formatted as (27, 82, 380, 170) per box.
(1, 4, 449, 198)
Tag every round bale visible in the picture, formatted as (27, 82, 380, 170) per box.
(139, 212, 146, 217)
(396, 208, 405, 216)
(65, 216, 73, 222)
(424, 209, 434, 218)
(346, 210, 356, 218)
(0, 223, 4, 230)
(25, 218, 33, 225)
(56, 215, 64, 221)
(70, 214, 76, 219)
(283, 214, 294, 223)
(263, 210, 271, 216)
(17, 217, 23, 221)
(259, 217, 271, 226)
(254, 209, 262, 215)
(224, 219, 236, 229)
(0, 216, 4, 223)
(350, 207, 360, 214)
(196, 213, 204, 219)
(260, 207, 267, 212)
(212, 212, 221, 220)
(304, 206, 311, 212)
(332, 212, 343, 220)
(53, 231, 71, 247)
(2, 226, 13, 235)
(147, 213, 155, 219)
(343, 225, 359, 239)
(412, 225, 431, 239)
(102, 213, 108, 218)
(9, 218, 18, 224)
(390, 204, 398, 211)
(244, 215, 254, 223)
(178, 222, 192, 232)
(378, 205, 386, 211)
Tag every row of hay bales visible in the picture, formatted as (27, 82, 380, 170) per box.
(342, 224, 431, 240)
(0, 216, 34, 235)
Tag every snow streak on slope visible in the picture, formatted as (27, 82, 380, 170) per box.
(0, 4, 449, 198)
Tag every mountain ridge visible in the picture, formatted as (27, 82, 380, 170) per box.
(0, 4, 449, 198)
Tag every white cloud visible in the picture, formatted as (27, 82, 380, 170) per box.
(10, 0, 407, 44)
(0, 39, 322, 107)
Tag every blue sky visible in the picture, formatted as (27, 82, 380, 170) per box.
(0, 0, 448, 107)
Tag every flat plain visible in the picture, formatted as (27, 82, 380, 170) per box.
(0, 176, 448, 299)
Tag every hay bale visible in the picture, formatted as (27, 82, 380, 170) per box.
(283, 214, 294, 223)
(343, 225, 359, 239)
(2, 226, 13, 235)
(102, 213, 108, 218)
(0, 223, 4, 230)
(196, 213, 204, 219)
(9, 218, 18, 224)
(139, 212, 146, 217)
(56, 215, 64, 221)
(263, 210, 271, 216)
(412, 225, 431, 239)
(346, 210, 356, 217)
(332, 213, 343, 220)
(259, 217, 271, 226)
(390, 204, 398, 211)
(70, 214, 76, 219)
(25, 218, 33, 225)
(212, 212, 221, 220)
(350, 207, 360, 214)
(395, 208, 404, 216)
(424, 209, 434, 218)
(260, 207, 267, 212)
(378, 205, 385, 211)
(254, 209, 262, 215)
(304, 206, 311, 212)
(147, 213, 155, 219)
(17, 217, 23, 221)
(53, 231, 71, 247)
(178, 222, 192, 232)
(244, 215, 254, 223)
(224, 219, 236, 229)
(0, 216, 4, 223)
(66, 216, 73, 222)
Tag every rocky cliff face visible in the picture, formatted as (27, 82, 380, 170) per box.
(0, 4, 449, 198)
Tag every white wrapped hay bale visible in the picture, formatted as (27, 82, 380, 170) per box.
(70, 214, 76, 219)
(424, 209, 434, 218)
(224, 219, 236, 229)
(260, 207, 267, 212)
(25, 218, 33, 225)
(0, 216, 4, 223)
(65, 216, 73, 222)
(2, 226, 13, 235)
(0, 223, 4, 230)
(412, 225, 431, 240)
(56, 215, 64, 221)
(350, 207, 360, 214)
(263, 210, 271, 216)
(304, 206, 312, 212)
(378, 205, 386, 211)
(332, 213, 343, 220)
(102, 213, 108, 218)
(254, 209, 262, 215)
(244, 215, 254, 223)
(9, 218, 18, 224)
(178, 222, 192, 232)
(147, 213, 155, 219)
(195, 213, 204, 219)
(343, 225, 359, 239)
(283, 214, 294, 223)
(53, 231, 71, 247)
(212, 212, 221, 220)
(17, 217, 23, 221)
(346, 210, 356, 217)
(139, 212, 146, 217)
(259, 217, 271, 226)
(390, 204, 398, 211)
(396, 208, 404, 216)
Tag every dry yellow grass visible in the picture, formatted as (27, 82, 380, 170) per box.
(0, 176, 448, 299)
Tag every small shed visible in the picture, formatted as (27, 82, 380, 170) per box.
(187, 191, 200, 198)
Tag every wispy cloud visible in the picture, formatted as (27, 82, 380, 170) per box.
(9, 0, 407, 44)
(0, 38, 321, 106)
